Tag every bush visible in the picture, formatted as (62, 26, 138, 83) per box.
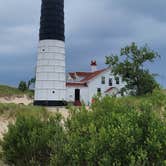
(2, 91, 166, 165)
(18, 81, 27, 92)
(2, 113, 65, 166)
(51, 92, 166, 165)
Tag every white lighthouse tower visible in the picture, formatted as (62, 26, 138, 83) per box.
(34, 0, 66, 106)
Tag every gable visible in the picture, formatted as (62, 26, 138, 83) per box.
(66, 68, 110, 87)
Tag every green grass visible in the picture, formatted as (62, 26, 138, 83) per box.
(0, 103, 48, 120)
(0, 85, 34, 99)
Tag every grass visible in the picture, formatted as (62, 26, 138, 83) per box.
(0, 85, 34, 99)
(0, 103, 49, 120)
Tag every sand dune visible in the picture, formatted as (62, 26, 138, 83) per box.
(0, 95, 33, 105)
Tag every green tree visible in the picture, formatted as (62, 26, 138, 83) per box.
(18, 81, 28, 92)
(106, 42, 160, 96)
(27, 77, 36, 89)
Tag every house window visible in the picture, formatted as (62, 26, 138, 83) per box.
(97, 88, 101, 94)
(109, 78, 113, 86)
(115, 77, 120, 85)
(101, 76, 105, 84)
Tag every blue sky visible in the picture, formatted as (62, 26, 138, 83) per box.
(0, 0, 166, 87)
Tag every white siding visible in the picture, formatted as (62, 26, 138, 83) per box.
(88, 69, 126, 102)
(66, 87, 89, 105)
(66, 68, 126, 105)
(35, 40, 66, 101)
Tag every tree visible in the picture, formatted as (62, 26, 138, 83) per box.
(18, 81, 28, 92)
(27, 77, 36, 89)
(106, 42, 160, 96)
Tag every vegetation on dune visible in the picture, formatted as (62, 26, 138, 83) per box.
(18, 81, 28, 92)
(0, 103, 47, 119)
(18, 78, 35, 92)
(0, 85, 34, 99)
(2, 114, 62, 166)
(1, 90, 166, 165)
(0, 103, 50, 165)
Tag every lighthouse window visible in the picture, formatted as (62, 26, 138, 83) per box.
(101, 76, 105, 84)
(109, 78, 113, 86)
(97, 88, 101, 94)
(115, 77, 120, 85)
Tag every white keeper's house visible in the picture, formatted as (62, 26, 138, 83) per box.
(66, 60, 126, 106)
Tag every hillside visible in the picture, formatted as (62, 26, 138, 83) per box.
(0, 85, 34, 106)
(0, 85, 34, 98)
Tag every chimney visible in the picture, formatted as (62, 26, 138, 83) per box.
(91, 60, 97, 72)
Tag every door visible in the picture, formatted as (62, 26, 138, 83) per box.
(75, 89, 80, 101)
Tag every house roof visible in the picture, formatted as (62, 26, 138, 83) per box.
(80, 69, 107, 82)
(69, 72, 92, 80)
(105, 87, 114, 93)
(105, 87, 118, 93)
(67, 68, 108, 87)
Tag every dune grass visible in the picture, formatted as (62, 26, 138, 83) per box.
(0, 103, 48, 120)
(0, 85, 34, 98)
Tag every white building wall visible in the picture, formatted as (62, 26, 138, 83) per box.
(35, 40, 66, 101)
(87, 69, 125, 103)
(66, 68, 126, 105)
(66, 87, 89, 105)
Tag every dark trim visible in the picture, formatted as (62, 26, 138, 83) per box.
(34, 100, 67, 106)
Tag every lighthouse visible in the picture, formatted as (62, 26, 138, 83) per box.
(34, 0, 66, 106)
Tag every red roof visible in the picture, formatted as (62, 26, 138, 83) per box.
(105, 87, 118, 93)
(67, 68, 108, 87)
(80, 69, 106, 82)
(105, 87, 114, 93)
(69, 72, 92, 79)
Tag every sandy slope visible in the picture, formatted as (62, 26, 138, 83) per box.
(0, 117, 11, 140)
(0, 95, 33, 105)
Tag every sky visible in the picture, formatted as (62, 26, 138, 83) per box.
(0, 0, 166, 87)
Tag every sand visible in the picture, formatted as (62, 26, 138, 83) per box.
(0, 117, 9, 139)
(0, 95, 33, 105)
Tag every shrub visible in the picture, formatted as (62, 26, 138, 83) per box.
(2, 91, 166, 165)
(51, 93, 166, 165)
(18, 81, 27, 92)
(2, 113, 65, 166)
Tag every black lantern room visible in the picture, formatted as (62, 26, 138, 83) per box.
(39, 0, 65, 41)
